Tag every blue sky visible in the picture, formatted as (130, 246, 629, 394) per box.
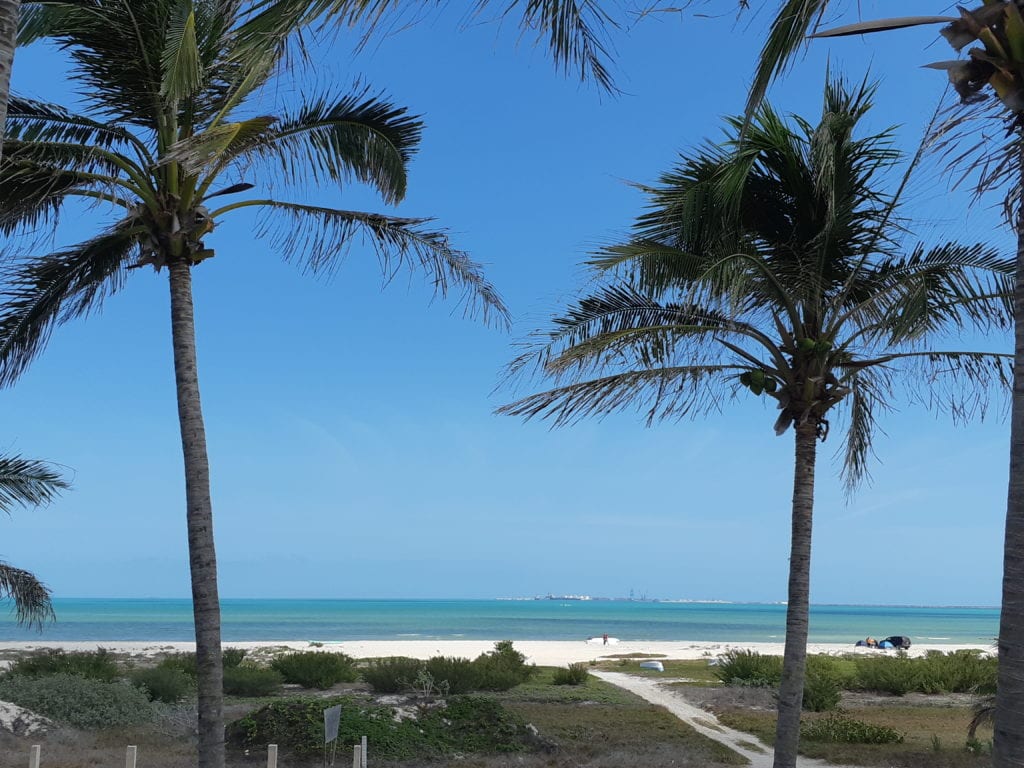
(0, 2, 1013, 607)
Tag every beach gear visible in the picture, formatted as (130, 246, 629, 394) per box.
(879, 640, 894, 649)
(883, 635, 912, 650)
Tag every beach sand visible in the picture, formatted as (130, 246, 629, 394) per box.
(0, 639, 994, 665)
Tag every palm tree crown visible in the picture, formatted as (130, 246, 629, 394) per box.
(503, 80, 1010, 487)
(501, 80, 1011, 768)
(0, 0, 507, 381)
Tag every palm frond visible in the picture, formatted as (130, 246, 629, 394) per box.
(199, 90, 419, 204)
(834, 243, 1013, 344)
(746, 0, 831, 121)
(224, 199, 509, 327)
(499, 0, 616, 91)
(161, 0, 204, 100)
(18, 0, 94, 45)
(0, 453, 69, 512)
(7, 97, 146, 154)
(0, 562, 54, 629)
(497, 364, 741, 426)
(0, 223, 143, 387)
(837, 370, 889, 492)
(239, 0, 617, 91)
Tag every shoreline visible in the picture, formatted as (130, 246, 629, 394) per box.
(0, 639, 994, 666)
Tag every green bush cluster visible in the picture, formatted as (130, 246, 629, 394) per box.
(271, 651, 358, 690)
(473, 640, 535, 690)
(854, 650, 996, 695)
(130, 666, 193, 704)
(713, 650, 783, 687)
(229, 694, 527, 759)
(801, 713, 904, 744)
(6, 649, 120, 682)
(0, 673, 153, 729)
(715, 649, 996, 704)
(552, 662, 590, 686)
(223, 665, 283, 697)
(155, 648, 247, 680)
(361, 657, 424, 694)
(802, 656, 844, 712)
(360, 642, 533, 695)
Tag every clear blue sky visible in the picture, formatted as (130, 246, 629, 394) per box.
(0, 2, 1012, 606)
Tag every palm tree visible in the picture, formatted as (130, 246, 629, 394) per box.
(499, 80, 1012, 768)
(752, 5, 1024, 765)
(0, 0, 20, 158)
(0, 2, 510, 766)
(0, 452, 67, 627)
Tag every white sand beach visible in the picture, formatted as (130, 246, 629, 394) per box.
(0, 639, 994, 665)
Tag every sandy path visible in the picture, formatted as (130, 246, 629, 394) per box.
(592, 671, 865, 768)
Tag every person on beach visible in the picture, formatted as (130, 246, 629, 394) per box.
(602, 633, 609, 645)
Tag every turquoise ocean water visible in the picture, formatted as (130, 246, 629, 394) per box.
(0, 599, 1000, 644)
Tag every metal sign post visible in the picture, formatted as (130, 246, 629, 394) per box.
(323, 704, 342, 767)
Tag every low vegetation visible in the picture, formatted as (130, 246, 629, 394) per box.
(271, 651, 358, 690)
(7, 649, 120, 682)
(0, 673, 154, 729)
(361, 641, 534, 695)
(551, 662, 590, 686)
(710, 649, 996, 710)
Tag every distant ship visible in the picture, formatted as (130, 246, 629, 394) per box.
(535, 594, 592, 601)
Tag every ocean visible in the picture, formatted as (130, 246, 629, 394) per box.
(0, 599, 1000, 644)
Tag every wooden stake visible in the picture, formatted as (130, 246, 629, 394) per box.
(28, 745, 40, 768)
(267, 744, 278, 768)
(352, 744, 360, 768)
(125, 745, 137, 768)
(360, 736, 367, 768)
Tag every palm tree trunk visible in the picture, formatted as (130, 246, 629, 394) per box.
(773, 420, 817, 768)
(167, 256, 224, 768)
(994, 135, 1024, 768)
(0, 0, 19, 164)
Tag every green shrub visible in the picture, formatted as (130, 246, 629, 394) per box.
(424, 656, 480, 695)
(803, 656, 842, 712)
(713, 650, 782, 687)
(223, 648, 248, 669)
(418, 695, 527, 754)
(271, 651, 358, 690)
(155, 648, 248, 679)
(473, 641, 534, 691)
(7, 649, 120, 681)
(917, 650, 997, 694)
(223, 665, 283, 697)
(131, 666, 193, 704)
(802, 713, 903, 744)
(362, 657, 424, 693)
(552, 662, 590, 686)
(854, 654, 916, 695)
(229, 695, 527, 759)
(0, 673, 153, 729)
(156, 652, 197, 679)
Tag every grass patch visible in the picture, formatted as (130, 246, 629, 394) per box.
(715, 705, 995, 767)
(596, 658, 721, 684)
(504, 692, 747, 766)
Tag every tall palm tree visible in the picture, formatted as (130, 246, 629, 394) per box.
(0, 2, 509, 766)
(499, 80, 1012, 768)
(0, 452, 67, 627)
(752, 5, 1024, 765)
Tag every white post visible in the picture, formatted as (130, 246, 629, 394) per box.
(352, 744, 360, 768)
(360, 736, 367, 768)
(267, 744, 278, 768)
(125, 745, 137, 768)
(29, 745, 40, 768)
